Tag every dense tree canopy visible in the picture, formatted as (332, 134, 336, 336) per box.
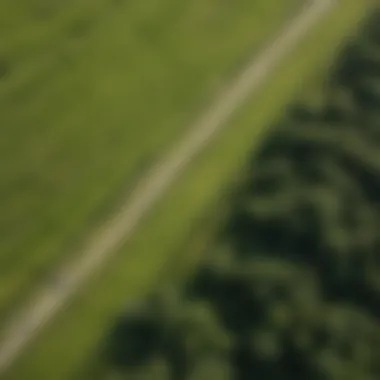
(101, 8, 380, 380)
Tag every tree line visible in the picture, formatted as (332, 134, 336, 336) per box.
(100, 8, 380, 380)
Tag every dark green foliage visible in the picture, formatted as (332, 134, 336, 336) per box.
(103, 287, 232, 379)
(102, 8, 380, 380)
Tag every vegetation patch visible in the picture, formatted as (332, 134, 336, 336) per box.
(1, 1, 370, 379)
(99, 7, 380, 380)
(0, 0, 300, 318)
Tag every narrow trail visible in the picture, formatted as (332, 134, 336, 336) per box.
(0, 0, 335, 376)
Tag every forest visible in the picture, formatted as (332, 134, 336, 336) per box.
(100, 8, 380, 380)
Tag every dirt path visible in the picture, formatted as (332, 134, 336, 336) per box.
(0, 0, 335, 375)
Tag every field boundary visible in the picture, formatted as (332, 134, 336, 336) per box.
(0, 0, 335, 375)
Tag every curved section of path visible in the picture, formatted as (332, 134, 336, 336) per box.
(0, 0, 335, 375)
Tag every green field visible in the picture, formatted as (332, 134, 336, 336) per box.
(0, 0, 301, 317)
(96, 6, 380, 378)
(2, 0, 372, 379)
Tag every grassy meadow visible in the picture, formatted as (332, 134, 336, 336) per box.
(1, 0, 373, 379)
(0, 0, 300, 317)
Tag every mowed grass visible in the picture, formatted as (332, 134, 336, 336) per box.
(2, 0, 373, 379)
(0, 0, 301, 316)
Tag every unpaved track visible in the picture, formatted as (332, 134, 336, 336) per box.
(0, 0, 335, 375)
